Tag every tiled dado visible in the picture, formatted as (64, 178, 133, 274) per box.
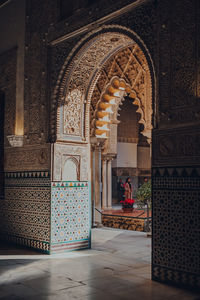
(0, 174, 91, 253)
(0, 234, 50, 252)
(0, 171, 51, 253)
(51, 181, 90, 253)
(152, 265, 200, 290)
(152, 166, 200, 289)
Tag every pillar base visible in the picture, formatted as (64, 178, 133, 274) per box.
(102, 206, 112, 210)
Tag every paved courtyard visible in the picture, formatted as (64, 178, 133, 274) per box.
(0, 228, 199, 300)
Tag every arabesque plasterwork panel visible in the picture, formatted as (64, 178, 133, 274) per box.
(66, 33, 133, 93)
(52, 143, 90, 181)
(63, 89, 83, 136)
(56, 33, 152, 142)
(4, 145, 51, 172)
(55, 30, 136, 141)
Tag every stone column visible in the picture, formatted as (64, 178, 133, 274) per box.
(102, 158, 107, 210)
(90, 139, 102, 225)
(90, 138, 106, 224)
(107, 158, 112, 209)
(147, 138, 152, 158)
(94, 145, 102, 224)
(91, 144, 95, 227)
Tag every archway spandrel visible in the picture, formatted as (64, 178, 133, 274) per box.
(66, 33, 133, 94)
(96, 71, 109, 93)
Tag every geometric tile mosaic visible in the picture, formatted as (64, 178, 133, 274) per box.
(152, 167, 200, 289)
(51, 181, 90, 253)
(0, 171, 51, 253)
(152, 265, 200, 290)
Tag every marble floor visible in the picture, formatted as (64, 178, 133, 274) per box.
(0, 228, 199, 300)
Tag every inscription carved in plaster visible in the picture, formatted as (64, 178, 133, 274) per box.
(4, 146, 50, 172)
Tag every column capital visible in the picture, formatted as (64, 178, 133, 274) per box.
(102, 154, 115, 162)
(147, 138, 152, 145)
(90, 137, 106, 151)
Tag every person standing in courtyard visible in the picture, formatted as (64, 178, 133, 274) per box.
(117, 178, 125, 202)
(124, 177, 133, 200)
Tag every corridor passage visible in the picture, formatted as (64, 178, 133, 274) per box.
(0, 228, 199, 300)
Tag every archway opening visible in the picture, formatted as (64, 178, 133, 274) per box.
(53, 25, 155, 252)
(89, 42, 153, 230)
(112, 96, 151, 206)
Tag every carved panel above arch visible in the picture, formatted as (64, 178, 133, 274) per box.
(51, 25, 155, 143)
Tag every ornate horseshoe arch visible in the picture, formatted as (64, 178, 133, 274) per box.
(50, 25, 156, 253)
(52, 25, 155, 143)
(90, 71, 152, 141)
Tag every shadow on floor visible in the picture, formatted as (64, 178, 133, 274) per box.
(0, 241, 46, 255)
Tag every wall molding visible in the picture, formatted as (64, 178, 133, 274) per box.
(50, 0, 150, 45)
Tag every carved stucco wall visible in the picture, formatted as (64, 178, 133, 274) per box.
(7, 0, 59, 173)
(23, 0, 58, 146)
(0, 0, 52, 173)
(0, 46, 51, 252)
(0, 47, 51, 253)
(0, 1, 58, 252)
(0, 0, 25, 138)
(0, 48, 17, 146)
(52, 143, 90, 182)
(152, 0, 200, 289)
(0, 0, 58, 173)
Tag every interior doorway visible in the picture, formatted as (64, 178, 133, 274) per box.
(98, 94, 152, 232)
(53, 25, 155, 251)
(89, 40, 153, 228)
(112, 96, 151, 207)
